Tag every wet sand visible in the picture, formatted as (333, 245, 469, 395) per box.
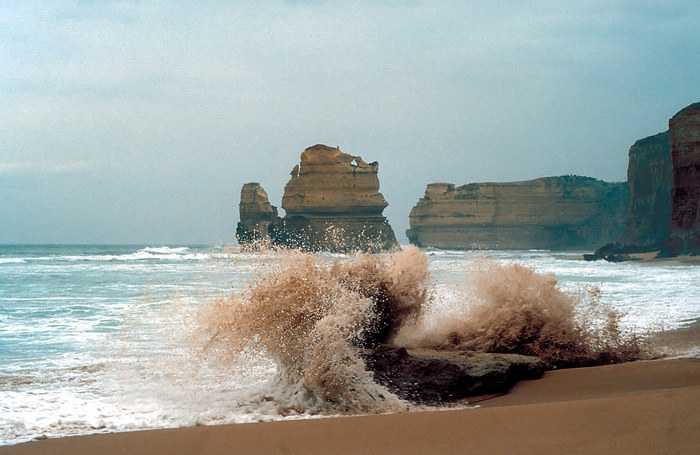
(2, 358, 698, 455)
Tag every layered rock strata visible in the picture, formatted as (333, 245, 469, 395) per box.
(407, 176, 627, 250)
(237, 145, 398, 252)
(235, 183, 279, 245)
(669, 102, 700, 254)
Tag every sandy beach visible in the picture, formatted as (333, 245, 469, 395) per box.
(2, 358, 698, 455)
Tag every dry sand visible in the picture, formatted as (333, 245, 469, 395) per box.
(2, 358, 698, 455)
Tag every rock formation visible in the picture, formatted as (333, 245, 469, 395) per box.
(362, 345, 546, 404)
(619, 131, 672, 248)
(407, 176, 627, 250)
(235, 183, 279, 244)
(237, 145, 398, 252)
(669, 102, 700, 255)
(588, 101, 700, 261)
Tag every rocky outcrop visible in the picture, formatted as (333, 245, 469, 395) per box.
(669, 102, 700, 255)
(235, 183, 279, 244)
(407, 176, 627, 250)
(588, 101, 700, 261)
(362, 345, 545, 404)
(620, 131, 672, 248)
(237, 145, 398, 252)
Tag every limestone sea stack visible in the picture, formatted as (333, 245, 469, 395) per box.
(237, 144, 398, 252)
(407, 176, 627, 250)
(669, 102, 700, 254)
(235, 183, 279, 244)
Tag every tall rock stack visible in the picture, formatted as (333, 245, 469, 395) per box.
(236, 183, 279, 244)
(619, 131, 672, 248)
(275, 144, 398, 252)
(669, 102, 700, 254)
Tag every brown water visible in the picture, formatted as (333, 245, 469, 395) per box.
(198, 247, 646, 414)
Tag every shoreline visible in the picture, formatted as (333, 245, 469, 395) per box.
(2, 358, 698, 455)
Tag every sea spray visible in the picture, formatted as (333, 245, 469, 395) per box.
(198, 247, 647, 415)
(396, 261, 646, 367)
(198, 247, 430, 414)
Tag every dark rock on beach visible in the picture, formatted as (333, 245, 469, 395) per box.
(362, 345, 546, 405)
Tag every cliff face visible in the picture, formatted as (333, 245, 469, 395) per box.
(237, 145, 398, 252)
(669, 102, 700, 254)
(235, 182, 279, 244)
(407, 176, 627, 250)
(619, 131, 672, 248)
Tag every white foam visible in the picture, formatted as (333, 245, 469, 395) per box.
(0, 258, 26, 264)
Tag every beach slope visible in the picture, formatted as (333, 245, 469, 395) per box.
(2, 358, 698, 455)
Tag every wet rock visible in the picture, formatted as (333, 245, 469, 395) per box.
(362, 345, 546, 404)
(584, 243, 646, 262)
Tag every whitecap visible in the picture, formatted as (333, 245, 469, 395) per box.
(0, 258, 26, 264)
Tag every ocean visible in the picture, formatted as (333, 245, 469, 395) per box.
(1, 244, 698, 445)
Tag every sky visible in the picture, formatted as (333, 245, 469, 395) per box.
(2, 1, 699, 244)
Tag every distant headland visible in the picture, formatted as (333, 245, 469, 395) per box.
(406, 176, 627, 250)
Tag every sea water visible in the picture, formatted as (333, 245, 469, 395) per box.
(1, 244, 698, 445)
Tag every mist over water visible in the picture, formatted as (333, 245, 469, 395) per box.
(1, 245, 698, 445)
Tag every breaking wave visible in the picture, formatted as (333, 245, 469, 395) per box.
(396, 261, 646, 367)
(198, 247, 646, 414)
(0, 246, 211, 263)
(198, 247, 429, 414)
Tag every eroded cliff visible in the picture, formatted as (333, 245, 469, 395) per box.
(669, 102, 700, 254)
(619, 131, 672, 248)
(407, 176, 627, 250)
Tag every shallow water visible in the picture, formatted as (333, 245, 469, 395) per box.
(1, 245, 698, 445)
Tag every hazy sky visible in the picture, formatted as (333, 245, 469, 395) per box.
(2, 1, 699, 244)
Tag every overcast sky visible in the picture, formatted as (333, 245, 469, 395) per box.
(2, 1, 699, 244)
